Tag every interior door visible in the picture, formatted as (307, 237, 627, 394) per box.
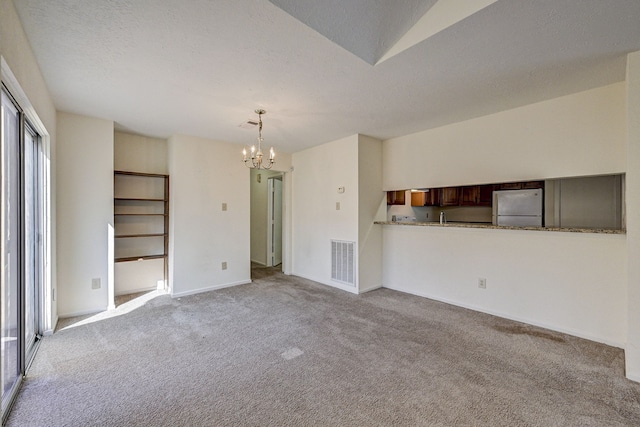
(267, 177, 283, 267)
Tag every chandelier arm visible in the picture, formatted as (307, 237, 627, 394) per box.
(242, 109, 274, 170)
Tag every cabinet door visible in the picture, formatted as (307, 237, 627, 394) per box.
(460, 186, 480, 206)
(521, 181, 544, 189)
(478, 184, 496, 206)
(440, 187, 460, 206)
(427, 188, 441, 206)
(387, 190, 406, 205)
(500, 182, 522, 190)
(410, 191, 426, 206)
(411, 189, 440, 206)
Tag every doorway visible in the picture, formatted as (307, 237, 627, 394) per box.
(250, 169, 284, 272)
(267, 176, 283, 267)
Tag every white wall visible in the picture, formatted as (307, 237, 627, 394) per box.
(114, 132, 168, 175)
(358, 135, 385, 292)
(57, 112, 114, 316)
(626, 50, 640, 380)
(384, 83, 626, 190)
(382, 226, 627, 346)
(167, 135, 251, 297)
(1, 0, 58, 331)
(381, 82, 629, 348)
(292, 135, 360, 292)
(291, 134, 384, 293)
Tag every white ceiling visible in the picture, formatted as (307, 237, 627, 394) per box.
(12, 0, 640, 154)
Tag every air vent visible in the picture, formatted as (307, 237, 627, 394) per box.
(238, 119, 259, 129)
(331, 240, 355, 286)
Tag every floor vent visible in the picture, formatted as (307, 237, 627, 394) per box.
(331, 240, 355, 286)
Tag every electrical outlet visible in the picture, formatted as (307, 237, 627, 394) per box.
(478, 278, 487, 289)
(221, 261, 227, 270)
(336, 202, 340, 210)
(91, 278, 101, 290)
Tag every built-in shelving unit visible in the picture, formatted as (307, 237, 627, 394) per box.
(114, 171, 169, 283)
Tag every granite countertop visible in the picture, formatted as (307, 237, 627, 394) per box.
(374, 221, 625, 234)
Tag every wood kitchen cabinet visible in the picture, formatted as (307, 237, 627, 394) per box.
(411, 189, 440, 206)
(478, 184, 496, 206)
(440, 187, 460, 206)
(460, 185, 496, 206)
(460, 186, 480, 206)
(499, 181, 544, 190)
(387, 190, 406, 205)
(521, 180, 544, 189)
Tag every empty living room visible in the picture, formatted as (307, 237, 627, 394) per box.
(2, 1, 640, 425)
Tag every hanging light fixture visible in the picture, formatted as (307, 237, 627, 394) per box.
(242, 109, 275, 170)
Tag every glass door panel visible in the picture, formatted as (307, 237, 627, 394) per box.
(24, 124, 41, 355)
(1, 88, 21, 415)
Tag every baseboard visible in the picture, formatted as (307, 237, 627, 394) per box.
(58, 307, 107, 319)
(358, 284, 382, 294)
(251, 259, 267, 266)
(383, 284, 625, 349)
(115, 286, 157, 297)
(293, 272, 359, 294)
(171, 280, 251, 298)
(626, 372, 640, 383)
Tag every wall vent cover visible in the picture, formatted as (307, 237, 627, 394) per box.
(331, 240, 355, 286)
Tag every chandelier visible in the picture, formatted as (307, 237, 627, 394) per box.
(242, 109, 275, 170)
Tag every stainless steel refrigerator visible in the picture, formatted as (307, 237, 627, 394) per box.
(492, 188, 543, 226)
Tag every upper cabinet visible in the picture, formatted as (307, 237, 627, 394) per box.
(406, 181, 544, 208)
(411, 189, 440, 206)
(387, 190, 406, 205)
(460, 184, 496, 206)
(440, 187, 460, 206)
(499, 181, 544, 190)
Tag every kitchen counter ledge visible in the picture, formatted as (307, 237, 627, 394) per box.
(374, 221, 625, 234)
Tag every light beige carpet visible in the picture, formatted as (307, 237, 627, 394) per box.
(7, 266, 640, 426)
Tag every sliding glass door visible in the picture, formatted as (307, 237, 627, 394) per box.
(1, 86, 22, 419)
(1, 86, 44, 422)
(24, 123, 43, 362)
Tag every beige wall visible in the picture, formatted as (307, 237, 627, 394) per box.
(1, 0, 58, 330)
(383, 83, 626, 190)
(380, 82, 630, 349)
(114, 132, 168, 175)
(358, 135, 385, 292)
(626, 50, 640, 381)
(57, 112, 114, 316)
(292, 135, 360, 291)
(168, 134, 251, 297)
(292, 134, 384, 293)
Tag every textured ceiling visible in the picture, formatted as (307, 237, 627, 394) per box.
(267, 0, 438, 65)
(12, 0, 640, 154)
